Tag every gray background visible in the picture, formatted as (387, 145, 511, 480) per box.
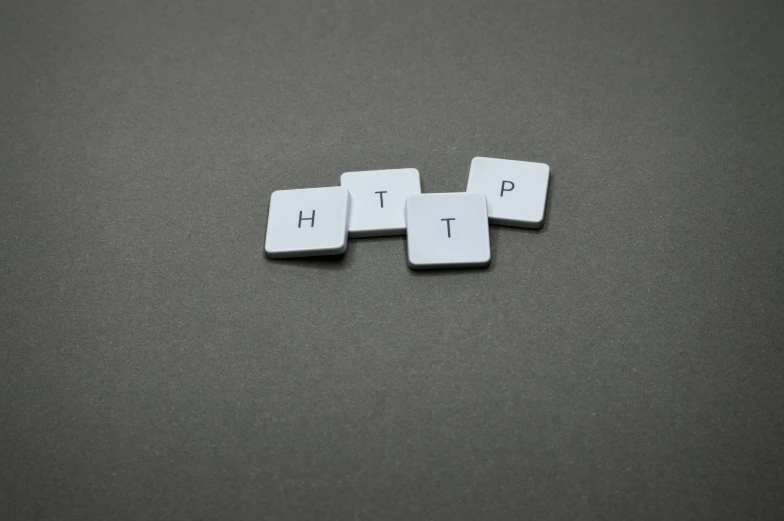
(2, 0, 783, 519)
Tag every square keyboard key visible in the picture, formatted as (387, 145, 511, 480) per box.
(405, 193, 491, 269)
(264, 186, 349, 258)
(466, 157, 550, 228)
(340, 168, 421, 237)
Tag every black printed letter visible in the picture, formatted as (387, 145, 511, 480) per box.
(298, 210, 315, 228)
(375, 191, 388, 208)
(500, 180, 515, 197)
(441, 218, 456, 238)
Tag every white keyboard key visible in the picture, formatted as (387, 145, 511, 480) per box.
(264, 186, 349, 258)
(340, 168, 421, 237)
(466, 157, 550, 228)
(405, 193, 491, 269)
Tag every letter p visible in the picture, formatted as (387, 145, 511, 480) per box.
(500, 180, 515, 197)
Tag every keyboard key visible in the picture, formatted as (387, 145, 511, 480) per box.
(340, 168, 421, 237)
(264, 186, 349, 258)
(405, 193, 491, 269)
(466, 157, 550, 228)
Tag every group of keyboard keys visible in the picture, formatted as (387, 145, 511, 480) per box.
(264, 157, 550, 269)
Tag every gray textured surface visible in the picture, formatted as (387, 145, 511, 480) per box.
(2, 1, 784, 520)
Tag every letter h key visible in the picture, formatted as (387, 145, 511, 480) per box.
(264, 187, 350, 258)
